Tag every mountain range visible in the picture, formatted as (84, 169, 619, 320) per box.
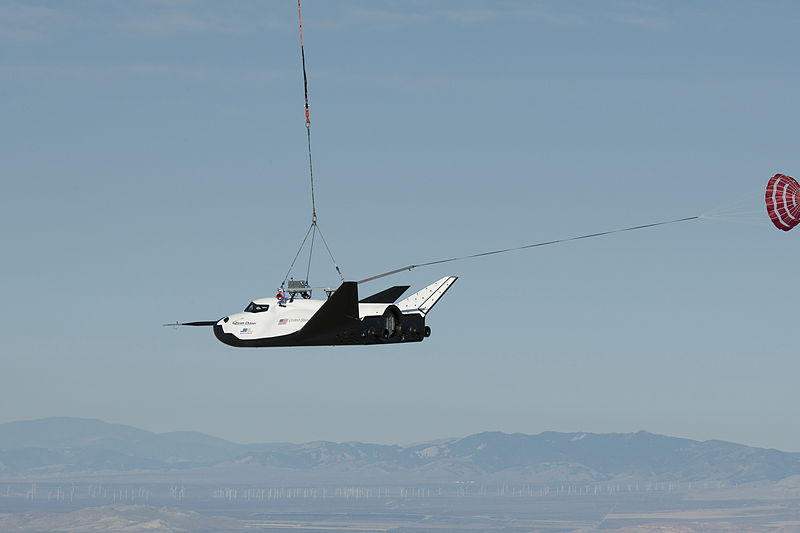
(1, 418, 798, 485)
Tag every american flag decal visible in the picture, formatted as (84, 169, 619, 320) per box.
(278, 318, 288, 325)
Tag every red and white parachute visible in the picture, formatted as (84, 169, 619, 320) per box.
(765, 173, 800, 231)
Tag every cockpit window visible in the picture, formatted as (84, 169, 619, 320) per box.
(244, 302, 270, 313)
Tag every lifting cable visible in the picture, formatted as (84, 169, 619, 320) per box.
(282, 0, 344, 288)
(298, 0, 315, 224)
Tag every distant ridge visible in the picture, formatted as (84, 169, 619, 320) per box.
(1, 418, 798, 484)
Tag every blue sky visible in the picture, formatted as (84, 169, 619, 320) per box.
(2, 0, 799, 450)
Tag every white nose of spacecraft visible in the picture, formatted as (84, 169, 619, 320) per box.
(213, 316, 233, 345)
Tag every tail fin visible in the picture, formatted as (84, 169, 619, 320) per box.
(396, 276, 457, 317)
(297, 282, 360, 341)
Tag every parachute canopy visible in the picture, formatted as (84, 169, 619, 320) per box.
(766, 173, 800, 232)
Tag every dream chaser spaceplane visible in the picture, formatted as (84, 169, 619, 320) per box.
(176, 276, 457, 348)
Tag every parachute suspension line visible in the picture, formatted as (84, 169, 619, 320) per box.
(357, 216, 701, 284)
(699, 187, 770, 227)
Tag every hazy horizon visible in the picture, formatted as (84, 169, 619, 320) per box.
(1, 415, 797, 455)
